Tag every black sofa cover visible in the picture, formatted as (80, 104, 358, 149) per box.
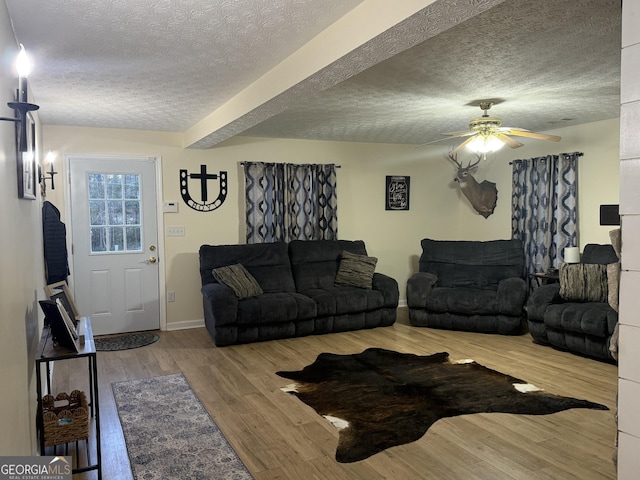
(199, 240, 398, 346)
(526, 243, 618, 361)
(407, 238, 527, 334)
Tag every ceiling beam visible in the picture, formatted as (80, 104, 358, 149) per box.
(183, 0, 507, 149)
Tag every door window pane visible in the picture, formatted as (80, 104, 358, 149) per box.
(108, 201, 124, 225)
(124, 174, 140, 199)
(91, 227, 107, 252)
(126, 227, 141, 251)
(109, 227, 124, 252)
(106, 174, 123, 199)
(88, 174, 105, 199)
(88, 172, 143, 253)
(89, 201, 106, 226)
(125, 201, 140, 225)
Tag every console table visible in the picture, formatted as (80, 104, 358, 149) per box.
(35, 317, 101, 479)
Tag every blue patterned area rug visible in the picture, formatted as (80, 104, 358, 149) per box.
(112, 373, 253, 480)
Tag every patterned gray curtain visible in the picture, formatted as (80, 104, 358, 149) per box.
(511, 152, 580, 287)
(244, 162, 338, 243)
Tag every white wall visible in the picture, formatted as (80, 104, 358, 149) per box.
(44, 117, 619, 331)
(0, 2, 46, 454)
(617, 0, 640, 476)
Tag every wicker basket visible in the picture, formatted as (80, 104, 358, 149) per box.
(42, 390, 89, 447)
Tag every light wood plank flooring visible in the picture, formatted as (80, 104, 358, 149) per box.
(55, 313, 618, 480)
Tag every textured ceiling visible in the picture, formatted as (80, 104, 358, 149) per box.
(4, 0, 621, 149)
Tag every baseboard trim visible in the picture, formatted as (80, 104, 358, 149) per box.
(166, 319, 205, 331)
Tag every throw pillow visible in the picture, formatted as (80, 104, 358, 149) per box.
(212, 264, 263, 299)
(559, 263, 608, 303)
(335, 250, 378, 289)
(608, 227, 621, 312)
(607, 262, 620, 312)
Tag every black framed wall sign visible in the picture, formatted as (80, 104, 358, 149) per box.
(385, 175, 410, 211)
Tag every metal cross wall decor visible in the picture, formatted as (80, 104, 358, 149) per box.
(180, 165, 228, 212)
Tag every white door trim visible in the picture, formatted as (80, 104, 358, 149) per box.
(62, 153, 167, 331)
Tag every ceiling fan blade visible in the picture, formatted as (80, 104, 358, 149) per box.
(416, 131, 477, 148)
(449, 135, 477, 155)
(502, 128, 561, 142)
(440, 130, 478, 138)
(495, 133, 524, 149)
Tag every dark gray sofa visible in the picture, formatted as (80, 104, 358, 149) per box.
(407, 238, 527, 335)
(526, 243, 618, 361)
(199, 239, 399, 346)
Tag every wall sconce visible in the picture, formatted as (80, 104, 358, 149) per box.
(39, 151, 58, 194)
(0, 44, 40, 152)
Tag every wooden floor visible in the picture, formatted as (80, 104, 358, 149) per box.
(55, 312, 618, 480)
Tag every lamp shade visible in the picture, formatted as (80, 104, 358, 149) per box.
(564, 246, 580, 264)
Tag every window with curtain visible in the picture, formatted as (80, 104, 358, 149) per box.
(511, 152, 581, 288)
(244, 162, 338, 243)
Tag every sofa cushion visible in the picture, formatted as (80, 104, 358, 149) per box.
(212, 264, 263, 299)
(237, 292, 316, 325)
(419, 239, 524, 290)
(301, 287, 384, 316)
(559, 263, 608, 302)
(199, 242, 296, 293)
(335, 250, 378, 289)
(544, 302, 615, 337)
(426, 287, 499, 315)
(289, 239, 368, 291)
(582, 243, 619, 265)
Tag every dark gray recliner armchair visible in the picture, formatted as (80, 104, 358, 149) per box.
(526, 243, 619, 361)
(407, 238, 527, 335)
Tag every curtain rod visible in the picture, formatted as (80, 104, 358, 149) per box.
(508, 151, 583, 165)
(240, 162, 341, 167)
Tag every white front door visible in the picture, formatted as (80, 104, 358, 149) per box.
(69, 156, 160, 335)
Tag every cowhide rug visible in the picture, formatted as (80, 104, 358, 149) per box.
(276, 348, 608, 463)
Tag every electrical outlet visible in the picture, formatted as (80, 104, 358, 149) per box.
(167, 291, 175, 302)
(166, 226, 185, 237)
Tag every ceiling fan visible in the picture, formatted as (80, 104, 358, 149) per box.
(423, 101, 561, 155)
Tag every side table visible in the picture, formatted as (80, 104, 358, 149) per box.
(531, 271, 560, 287)
(35, 317, 101, 479)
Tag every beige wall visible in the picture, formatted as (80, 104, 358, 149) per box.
(0, 2, 46, 454)
(453, 117, 621, 246)
(44, 117, 619, 332)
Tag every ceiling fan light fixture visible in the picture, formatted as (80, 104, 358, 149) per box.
(466, 134, 504, 153)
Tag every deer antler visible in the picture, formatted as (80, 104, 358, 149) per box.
(466, 154, 483, 169)
(447, 153, 462, 168)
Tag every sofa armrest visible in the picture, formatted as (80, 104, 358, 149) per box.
(372, 273, 400, 307)
(526, 283, 561, 321)
(496, 277, 528, 316)
(407, 272, 438, 309)
(201, 282, 239, 326)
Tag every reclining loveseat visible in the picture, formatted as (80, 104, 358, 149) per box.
(199, 239, 399, 346)
(407, 238, 528, 335)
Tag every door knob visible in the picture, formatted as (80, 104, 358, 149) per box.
(148, 256, 157, 264)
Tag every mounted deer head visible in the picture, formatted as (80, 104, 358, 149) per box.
(448, 153, 498, 218)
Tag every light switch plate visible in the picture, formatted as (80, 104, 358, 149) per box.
(167, 226, 185, 237)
